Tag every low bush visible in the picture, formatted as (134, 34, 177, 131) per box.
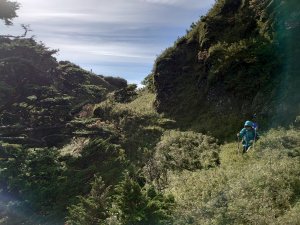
(257, 128, 300, 157)
(165, 127, 300, 225)
(154, 130, 220, 171)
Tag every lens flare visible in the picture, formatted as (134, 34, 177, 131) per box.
(273, 0, 300, 125)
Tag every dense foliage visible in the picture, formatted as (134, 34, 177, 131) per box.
(0, 37, 128, 147)
(66, 176, 111, 225)
(154, 130, 220, 171)
(166, 126, 300, 225)
(0, 0, 299, 224)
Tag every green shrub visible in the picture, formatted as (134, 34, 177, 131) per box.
(66, 175, 111, 225)
(109, 171, 174, 225)
(68, 138, 126, 187)
(165, 128, 300, 225)
(0, 144, 66, 211)
(141, 74, 155, 92)
(167, 154, 300, 225)
(79, 85, 107, 100)
(93, 95, 163, 164)
(155, 130, 220, 171)
(103, 76, 127, 89)
(275, 201, 300, 225)
(207, 38, 278, 97)
(257, 128, 300, 157)
(112, 84, 138, 103)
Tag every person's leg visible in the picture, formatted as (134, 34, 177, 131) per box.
(246, 146, 251, 152)
(243, 145, 247, 153)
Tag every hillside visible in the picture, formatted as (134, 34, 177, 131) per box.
(0, 37, 128, 147)
(149, 0, 300, 140)
(0, 0, 300, 224)
(166, 126, 300, 225)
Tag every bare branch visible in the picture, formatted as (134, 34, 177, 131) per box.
(0, 24, 32, 38)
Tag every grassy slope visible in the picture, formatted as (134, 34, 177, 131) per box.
(165, 127, 300, 225)
(106, 90, 300, 224)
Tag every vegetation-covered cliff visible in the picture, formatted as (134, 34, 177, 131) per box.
(0, 0, 299, 224)
(149, 0, 300, 140)
(0, 37, 128, 147)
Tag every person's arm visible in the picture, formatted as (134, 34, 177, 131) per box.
(237, 128, 246, 138)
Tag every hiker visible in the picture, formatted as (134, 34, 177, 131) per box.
(237, 120, 259, 153)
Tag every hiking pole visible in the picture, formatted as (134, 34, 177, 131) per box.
(252, 113, 258, 151)
(253, 127, 257, 151)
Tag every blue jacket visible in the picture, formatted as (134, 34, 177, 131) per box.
(239, 128, 259, 147)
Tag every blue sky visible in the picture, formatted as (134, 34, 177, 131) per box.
(2, 0, 215, 84)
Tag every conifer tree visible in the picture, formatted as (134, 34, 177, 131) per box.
(66, 176, 111, 225)
(0, 0, 19, 25)
(111, 171, 174, 225)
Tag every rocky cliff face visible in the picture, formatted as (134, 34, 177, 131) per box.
(152, 0, 300, 139)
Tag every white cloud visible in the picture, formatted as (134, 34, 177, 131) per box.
(16, 0, 213, 25)
(3, 0, 215, 82)
(140, 0, 214, 8)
